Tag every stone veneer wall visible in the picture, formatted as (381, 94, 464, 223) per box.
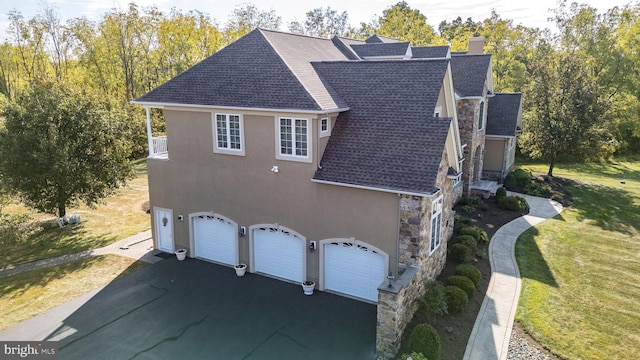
(457, 98, 487, 195)
(376, 150, 456, 359)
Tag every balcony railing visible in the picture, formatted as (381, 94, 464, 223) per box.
(151, 136, 168, 158)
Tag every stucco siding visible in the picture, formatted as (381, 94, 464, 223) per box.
(483, 138, 505, 171)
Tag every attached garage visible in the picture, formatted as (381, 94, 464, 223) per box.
(192, 213, 238, 266)
(321, 239, 388, 303)
(252, 225, 306, 283)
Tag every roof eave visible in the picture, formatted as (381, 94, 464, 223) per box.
(310, 178, 434, 197)
(132, 100, 349, 115)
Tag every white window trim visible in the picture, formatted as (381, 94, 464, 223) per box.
(275, 117, 312, 163)
(434, 106, 442, 118)
(320, 117, 330, 137)
(478, 101, 485, 131)
(213, 113, 245, 156)
(430, 196, 444, 255)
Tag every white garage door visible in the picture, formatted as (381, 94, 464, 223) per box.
(193, 215, 237, 266)
(253, 227, 305, 283)
(324, 241, 386, 302)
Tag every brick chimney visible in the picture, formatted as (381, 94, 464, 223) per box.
(468, 36, 485, 54)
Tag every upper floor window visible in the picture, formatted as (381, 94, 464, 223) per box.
(430, 196, 444, 254)
(278, 117, 309, 160)
(478, 101, 485, 130)
(214, 113, 244, 156)
(434, 106, 442, 118)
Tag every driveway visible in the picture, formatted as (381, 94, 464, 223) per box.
(0, 258, 377, 359)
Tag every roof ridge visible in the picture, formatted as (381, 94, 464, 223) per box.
(258, 29, 325, 111)
(257, 27, 332, 41)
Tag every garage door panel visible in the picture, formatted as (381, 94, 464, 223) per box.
(254, 228, 304, 283)
(324, 241, 386, 303)
(194, 215, 237, 266)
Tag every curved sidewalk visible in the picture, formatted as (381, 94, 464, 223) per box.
(464, 193, 563, 360)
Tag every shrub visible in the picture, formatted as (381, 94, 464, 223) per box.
(512, 168, 532, 187)
(455, 264, 481, 287)
(461, 204, 477, 214)
(503, 173, 516, 190)
(447, 275, 476, 298)
(475, 249, 488, 259)
(551, 193, 564, 202)
(495, 186, 507, 199)
(524, 182, 552, 197)
(444, 285, 469, 313)
(417, 281, 448, 323)
(399, 352, 429, 360)
(497, 195, 530, 212)
(449, 243, 472, 263)
(454, 216, 472, 232)
(409, 324, 441, 360)
(457, 235, 477, 249)
(459, 226, 489, 243)
(458, 196, 482, 206)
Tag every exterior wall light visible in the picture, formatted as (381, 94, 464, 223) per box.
(270, 166, 279, 173)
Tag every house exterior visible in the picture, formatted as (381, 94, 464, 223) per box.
(483, 93, 523, 180)
(134, 29, 518, 359)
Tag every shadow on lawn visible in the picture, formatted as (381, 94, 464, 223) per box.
(516, 226, 558, 288)
(2, 222, 117, 269)
(567, 184, 640, 235)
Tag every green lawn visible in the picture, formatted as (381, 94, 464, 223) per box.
(0, 254, 148, 331)
(2, 159, 150, 268)
(515, 158, 640, 359)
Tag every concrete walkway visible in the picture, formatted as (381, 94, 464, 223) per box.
(464, 193, 563, 360)
(0, 229, 160, 279)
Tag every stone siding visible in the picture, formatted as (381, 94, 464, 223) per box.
(376, 150, 457, 359)
(482, 169, 504, 182)
(457, 97, 488, 194)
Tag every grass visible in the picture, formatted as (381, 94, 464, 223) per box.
(0, 254, 149, 331)
(515, 157, 640, 359)
(2, 159, 150, 268)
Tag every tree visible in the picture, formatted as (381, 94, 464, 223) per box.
(224, 4, 281, 40)
(0, 81, 134, 217)
(377, 1, 440, 45)
(520, 48, 616, 176)
(289, 7, 349, 37)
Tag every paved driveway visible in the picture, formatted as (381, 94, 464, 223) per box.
(1, 258, 377, 359)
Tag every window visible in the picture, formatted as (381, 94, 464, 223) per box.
(453, 174, 462, 187)
(434, 106, 442, 118)
(478, 101, 485, 130)
(214, 113, 244, 155)
(278, 117, 309, 159)
(321, 118, 329, 133)
(430, 196, 443, 254)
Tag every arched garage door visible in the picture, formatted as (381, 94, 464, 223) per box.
(192, 214, 238, 266)
(322, 239, 388, 303)
(252, 225, 305, 283)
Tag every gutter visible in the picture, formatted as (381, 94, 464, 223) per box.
(132, 100, 349, 115)
(310, 178, 434, 198)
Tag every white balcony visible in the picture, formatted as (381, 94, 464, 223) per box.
(150, 136, 168, 159)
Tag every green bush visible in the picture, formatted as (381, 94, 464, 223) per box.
(524, 182, 552, 197)
(497, 195, 530, 212)
(399, 352, 429, 360)
(457, 235, 477, 249)
(495, 186, 507, 199)
(417, 281, 448, 322)
(512, 168, 532, 187)
(461, 204, 477, 214)
(475, 249, 488, 259)
(444, 285, 469, 313)
(448, 243, 472, 263)
(447, 275, 476, 298)
(503, 173, 516, 190)
(458, 196, 482, 206)
(551, 193, 564, 202)
(455, 264, 481, 287)
(409, 324, 441, 360)
(454, 216, 472, 232)
(459, 226, 489, 243)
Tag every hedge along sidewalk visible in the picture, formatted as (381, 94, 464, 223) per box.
(463, 192, 563, 360)
(0, 230, 159, 279)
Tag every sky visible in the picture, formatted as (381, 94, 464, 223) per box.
(0, 0, 635, 40)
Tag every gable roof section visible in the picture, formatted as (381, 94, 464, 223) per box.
(412, 46, 450, 59)
(136, 29, 348, 111)
(350, 42, 410, 58)
(331, 36, 362, 60)
(486, 93, 522, 136)
(450, 54, 491, 97)
(312, 60, 451, 195)
(365, 34, 400, 43)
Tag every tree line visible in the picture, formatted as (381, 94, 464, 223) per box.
(0, 0, 639, 218)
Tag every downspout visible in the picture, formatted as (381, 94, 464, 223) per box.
(145, 107, 154, 158)
(396, 193, 402, 277)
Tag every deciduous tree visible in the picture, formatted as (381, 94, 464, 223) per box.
(0, 81, 134, 217)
